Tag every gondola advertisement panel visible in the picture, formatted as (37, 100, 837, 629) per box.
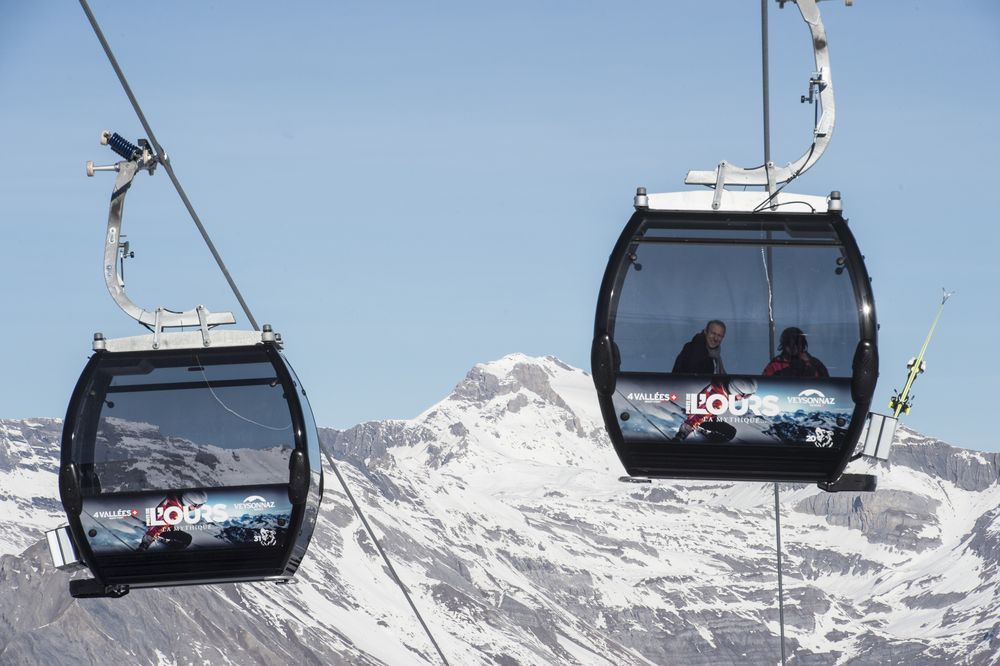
(613, 375, 853, 448)
(80, 485, 293, 555)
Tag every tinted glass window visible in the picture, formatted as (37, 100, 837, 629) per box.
(612, 225, 860, 377)
(77, 348, 294, 494)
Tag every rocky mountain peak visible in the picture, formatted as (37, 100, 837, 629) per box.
(325, 354, 608, 473)
(450, 354, 577, 408)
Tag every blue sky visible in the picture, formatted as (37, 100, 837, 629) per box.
(1, 1, 997, 452)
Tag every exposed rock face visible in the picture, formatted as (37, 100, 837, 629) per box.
(0, 419, 65, 557)
(1, 355, 998, 664)
(888, 432, 1000, 493)
(795, 489, 943, 551)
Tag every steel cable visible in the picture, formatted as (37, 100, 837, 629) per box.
(321, 448, 451, 666)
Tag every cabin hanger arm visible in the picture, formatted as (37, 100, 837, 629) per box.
(685, 0, 837, 189)
(90, 130, 236, 341)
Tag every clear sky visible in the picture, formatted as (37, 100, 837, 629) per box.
(1, 1, 997, 452)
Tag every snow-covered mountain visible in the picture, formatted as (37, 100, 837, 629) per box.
(1, 355, 998, 665)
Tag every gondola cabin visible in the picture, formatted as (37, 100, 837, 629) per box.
(55, 330, 323, 597)
(592, 190, 877, 484)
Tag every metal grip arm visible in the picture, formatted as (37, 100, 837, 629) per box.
(685, 0, 835, 188)
(102, 159, 236, 337)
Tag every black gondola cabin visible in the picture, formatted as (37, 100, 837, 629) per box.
(592, 190, 877, 484)
(57, 331, 323, 597)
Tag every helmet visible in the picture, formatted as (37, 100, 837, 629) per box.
(779, 327, 808, 353)
(181, 489, 209, 506)
(727, 377, 758, 396)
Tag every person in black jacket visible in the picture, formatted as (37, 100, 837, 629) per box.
(672, 320, 727, 374)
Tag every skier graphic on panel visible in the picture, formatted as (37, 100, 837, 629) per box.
(672, 377, 758, 442)
(762, 327, 829, 378)
(137, 489, 208, 551)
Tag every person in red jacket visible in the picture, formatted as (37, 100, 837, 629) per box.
(762, 327, 829, 378)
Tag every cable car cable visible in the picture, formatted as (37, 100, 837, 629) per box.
(761, 0, 773, 196)
(761, 2, 787, 662)
(78, 0, 260, 332)
(83, 1, 440, 652)
(76, 4, 447, 650)
(320, 448, 451, 666)
(774, 484, 787, 666)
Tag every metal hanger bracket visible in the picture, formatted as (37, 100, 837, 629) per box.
(685, 0, 838, 190)
(89, 130, 236, 340)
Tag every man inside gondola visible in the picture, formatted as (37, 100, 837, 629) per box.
(672, 320, 727, 374)
(762, 327, 829, 378)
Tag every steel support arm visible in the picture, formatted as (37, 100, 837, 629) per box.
(685, 0, 834, 187)
(102, 157, 235, 332)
